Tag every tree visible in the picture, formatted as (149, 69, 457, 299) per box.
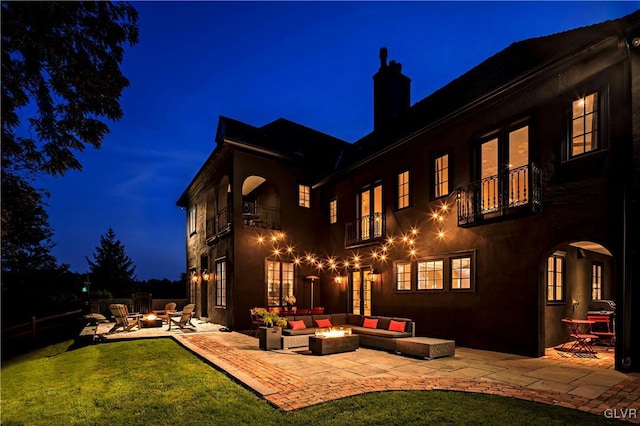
(86, 228, 137, 297)
(1, 173, 58, 274)
(1, 1, 139, 177)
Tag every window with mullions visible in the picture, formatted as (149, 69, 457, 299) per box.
(434, 154, 449, 198)
(451, 256, 471, 289)
(266, 260, 294, 307)
(571, 92, 598, 157)
(298, 184, 311, 208)
(592, 262, 603, 300)
(215, 259, 226, 307)
(547, 254, 564, 302)
(396, 262, 411, 291)
(329, 199, 337, 224)
(397, 170, 410, 210)
(418, 260, 444, 290)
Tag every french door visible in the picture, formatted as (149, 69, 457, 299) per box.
(351, 270, 371, 316)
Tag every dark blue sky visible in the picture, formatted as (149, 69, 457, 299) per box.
(34, 1, 639, 280)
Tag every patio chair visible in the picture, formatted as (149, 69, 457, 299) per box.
(108, 303, 141, 333)
(168, 303, 196, 331)
(153, 302, 177, 324)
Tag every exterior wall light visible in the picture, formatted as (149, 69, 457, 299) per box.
(365, 268, 380, 284)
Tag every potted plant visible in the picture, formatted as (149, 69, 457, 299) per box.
(254, 308, 287, 328)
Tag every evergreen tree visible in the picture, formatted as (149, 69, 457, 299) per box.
(86, 228, 137, 297)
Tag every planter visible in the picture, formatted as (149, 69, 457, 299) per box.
(258, 326, 282, 350)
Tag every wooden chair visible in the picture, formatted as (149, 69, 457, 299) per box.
(108, 303, 141, 333)
(168, 303, 196, 331)
(154, 302, 177, 324)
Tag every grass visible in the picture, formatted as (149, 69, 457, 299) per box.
(1, 339, 618, 426)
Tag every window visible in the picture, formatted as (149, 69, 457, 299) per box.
(396, 262, 411, 291)
(478, 124, 529, 212)
(451, 256, 471, 289)
(547, 254, 564, 302)
(329, 199, 337, 224)
(571, 92, 598, 157)
(592, 262, 603, 300)
(188, 206, 196, 235)
(434, 154, 449, 198)
(215, 259, 226, 307)
(397, 170, 410, 209)
(359, 183, 383, 240)
(298, 184, 311, 208)
(266, 260, 294, 306)
(189, 268, 197, 305)
(418, 260, 444, 290)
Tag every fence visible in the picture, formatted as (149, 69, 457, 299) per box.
(1, 309, 84, 348)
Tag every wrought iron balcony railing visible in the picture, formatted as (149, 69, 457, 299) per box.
(206, 206, 232, 243)
(457, 163, 541, 226)
(345, 212, 385, 247)
(242, 204, 281, 230)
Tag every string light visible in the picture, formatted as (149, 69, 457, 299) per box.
(252, 198, 453, 273)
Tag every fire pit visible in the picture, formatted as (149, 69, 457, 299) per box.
(140, 313, 163, 328)
(309, 327, 358, 355)
(314, 326, 352, 338)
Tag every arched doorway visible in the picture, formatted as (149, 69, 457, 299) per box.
(542, 241, 615, 366)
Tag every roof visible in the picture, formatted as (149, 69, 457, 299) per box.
(344, 10, 639, 165)
(217, 115, 352, 179)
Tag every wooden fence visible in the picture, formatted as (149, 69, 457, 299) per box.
(1, 309, 83, 346)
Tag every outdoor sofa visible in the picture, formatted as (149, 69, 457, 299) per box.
(280, 313, 454, 359)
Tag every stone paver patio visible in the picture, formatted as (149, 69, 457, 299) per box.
(96, 323, 640, 422)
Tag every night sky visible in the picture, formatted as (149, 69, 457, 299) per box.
(32, 1, 639, 280)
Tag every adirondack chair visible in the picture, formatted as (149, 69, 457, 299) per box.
(153, 302, 177, 324)
(108, 304, 141, 333)
(168, 304, 196, 331)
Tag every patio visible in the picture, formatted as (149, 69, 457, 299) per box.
(88, 322, 640, 421)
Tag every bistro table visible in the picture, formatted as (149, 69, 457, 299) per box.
(561, 318, 599, 355)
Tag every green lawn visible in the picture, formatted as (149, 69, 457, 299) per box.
(1, 339, 616, 426)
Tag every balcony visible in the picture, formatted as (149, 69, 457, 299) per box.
(206, 206, 232, 244)
(457, 163, 541, 226)
(242, 202, 280, 230)
(345, 212, 385, 247)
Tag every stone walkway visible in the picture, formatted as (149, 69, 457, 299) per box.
(97, 324, 640, 422)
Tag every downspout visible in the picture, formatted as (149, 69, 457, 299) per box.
(619, 33, 637, 372)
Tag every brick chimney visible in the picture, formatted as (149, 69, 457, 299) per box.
(373, 47, 411, 131)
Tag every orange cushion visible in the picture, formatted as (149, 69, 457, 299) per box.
(388, 320, 406, 332)
(363, 318, 378, 329)
(288, 320, 306, 330)
(315, 318, 332, 328)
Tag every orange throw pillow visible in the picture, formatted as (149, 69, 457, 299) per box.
(289, 320, 306, 330)
(388, 320, 406, 332)
(315, 318, 333, 328)
(363, 318, 378, 329)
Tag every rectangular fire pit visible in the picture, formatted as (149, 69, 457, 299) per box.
(309, 334, 359, 355)
(140, 316, 163, 328)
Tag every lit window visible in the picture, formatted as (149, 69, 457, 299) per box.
(267, 260, 294, 307)
(418, 260, 443, 290)
(451, 257, 471, 289)
(571, 92, 598, 157)
(547, 254, 564, 302)
(592, 262, 603, 300)
(215, 259, 226, 307)
(298, 184, 311, 208)
(188, 206, 196, 235)
(329, 199, 337, 224)
(396, 262, 411, 291)
(397, 170, 409, 209)
(434, 154, 449, 198)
